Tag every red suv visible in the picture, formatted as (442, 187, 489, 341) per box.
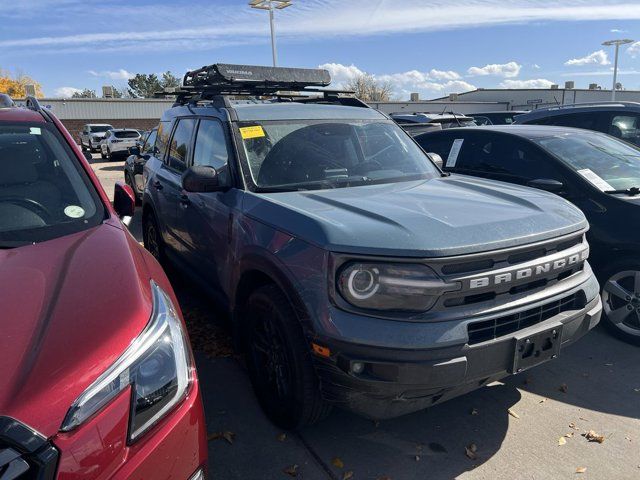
(0, 94, 207, 479)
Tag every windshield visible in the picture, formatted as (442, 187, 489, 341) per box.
(237, 120, 439, 191)
(534, 132, 640, 191)
(0, 122, 105, 247)
(89, 125, 112, 133)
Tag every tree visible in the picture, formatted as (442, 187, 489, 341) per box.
(0, 70, 44, 98)
(345, 73, 393, 102)
(72, 88, 97, 98)
(127, 71, 181, 98)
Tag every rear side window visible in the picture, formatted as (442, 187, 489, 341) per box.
(167, 118, 196, 172)
(532, 112, 600, 130)
(193, 119, 230, 184)
(154, 121, 171, 160)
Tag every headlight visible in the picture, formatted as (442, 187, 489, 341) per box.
(60, 282, 192, 442)
(337, 262, 445, 312)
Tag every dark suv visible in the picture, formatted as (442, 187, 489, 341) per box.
(515, 102, 640, 146)
(142, 64, 602, 428)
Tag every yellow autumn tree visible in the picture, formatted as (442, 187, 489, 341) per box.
(0, 70, 44, 98)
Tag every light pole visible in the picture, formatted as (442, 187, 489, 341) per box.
(249, 0, 292, 67)
(602, 38, 634, 101)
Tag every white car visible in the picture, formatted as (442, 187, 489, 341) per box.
(80, 123, 114, 152)
(100, 129, 142, 160)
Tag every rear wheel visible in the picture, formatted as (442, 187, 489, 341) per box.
(245, 285, 331, 429)
(142, 211, 165, 264)
(601, 264, 640, 346)
(101, 147, 107, 160)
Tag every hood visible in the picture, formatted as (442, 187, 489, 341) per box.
(243, 175, 587, 257)
(0, 224, 153, 438)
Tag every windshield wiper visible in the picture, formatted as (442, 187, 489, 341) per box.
(604, 186, 640, 196)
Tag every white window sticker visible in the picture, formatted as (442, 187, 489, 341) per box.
(29, 127, 41, 135)
(576, 168, 613, 192)
(446, 139, 464, 167)
(64, 205, 85, 218)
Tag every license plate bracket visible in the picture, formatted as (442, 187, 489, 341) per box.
(511, 323, 563, 374)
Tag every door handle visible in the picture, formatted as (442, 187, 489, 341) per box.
(179, 194, 191, 206)
(153, 181, 163, 190)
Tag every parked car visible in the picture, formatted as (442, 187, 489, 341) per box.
(415, 125, 640, 344)
(0, 94, 207, 478)
(79, 123, 113, 152)
(390, 112, 476, 131)
(100, 128, 142, 160)
(514, 102, 640, 146)
(125, 127, 158, 201)
(469, 110, 527, 125)
(142, 64, 601, 428)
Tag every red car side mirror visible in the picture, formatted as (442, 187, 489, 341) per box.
(113, 181, 135, 218)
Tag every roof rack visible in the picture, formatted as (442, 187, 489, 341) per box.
(542, 101, 640, 111)
(0, 93, 15, 108)
(161, 63, 368, 109)
(25, 96, 43, 112)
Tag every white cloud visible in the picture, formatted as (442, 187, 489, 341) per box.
(565, 49, 610, 66)
(611, 28, 627, 33)
(319, 63, 473, 97)
(88, 69, 134, 80)
(54, 86, 82, 97)
(500, 79, 556, 89)
(467, 62, 521, 78)
(628, 41, 640, 58)
(532, 64, 541, 69)
(2, 1, 640, 52)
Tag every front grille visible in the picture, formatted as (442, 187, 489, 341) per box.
(0, 417, 58, 480)
(467, 292, 586, 345)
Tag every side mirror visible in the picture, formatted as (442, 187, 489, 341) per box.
(113, 181, 136, 219)
(82, 151, 92, 161)
(527, 178, 564, 193)
(182, 166, 223, 193)
(428, 152, 444, 169)
(129, 146, 141, 157)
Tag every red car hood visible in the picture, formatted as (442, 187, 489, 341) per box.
(0, 223, 153, 438)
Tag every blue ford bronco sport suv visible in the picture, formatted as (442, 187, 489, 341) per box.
(142, 64, 602, 428)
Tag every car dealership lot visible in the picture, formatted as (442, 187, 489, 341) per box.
(89, 155, 640, 480)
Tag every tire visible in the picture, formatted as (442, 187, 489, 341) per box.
(80, 141, 86, 152)
(600, 262, 640, 346)
(142, 210, 165, 264)
(245, 284, 331, 429)
(101, 148, 107, 160)
(126, 173, 141, 205)
(106, 149, 112, 161)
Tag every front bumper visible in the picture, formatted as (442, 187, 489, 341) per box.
(313, 292, 602, 420)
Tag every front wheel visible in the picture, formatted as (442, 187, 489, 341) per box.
(142, 211, 165, 264)
(601, 265, 640, 345)
(245, 285, 331, 429)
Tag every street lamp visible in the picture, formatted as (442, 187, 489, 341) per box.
(249, 0, 292, 67)
(602, 38, 634, 101)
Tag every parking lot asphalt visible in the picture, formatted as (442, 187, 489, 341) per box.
(89, 153, 640, 480)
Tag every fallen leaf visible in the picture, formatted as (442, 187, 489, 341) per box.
(332, 457, 345, 469)
(584, 430, 605, 443)
(507, 408, 520, 419)
(576, 467, 587, 474)
(465, 444, 478, 460)
(470, 408, 479, 415)
(579, 417, 589, 421)
(565, 433, 574, 438)
(277, 433, 287, 442)
(558, 437, 567, 446)
(342, 471, 353, 480)
(207, 431, 235, 444)
(559, 383, 568, 393)
(539, 398, 547, 404)
(283, 465, 299, 477)
(569, 422, 580, 430)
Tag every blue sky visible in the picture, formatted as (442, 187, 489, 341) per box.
(2, 0, 640, 99)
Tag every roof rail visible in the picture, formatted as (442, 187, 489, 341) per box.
(544, 101, 640, 110)
(25, 96, 43, 112)
(160, 63, 368, 109)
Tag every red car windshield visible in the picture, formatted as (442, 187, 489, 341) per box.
(0, 122, 105, 247)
